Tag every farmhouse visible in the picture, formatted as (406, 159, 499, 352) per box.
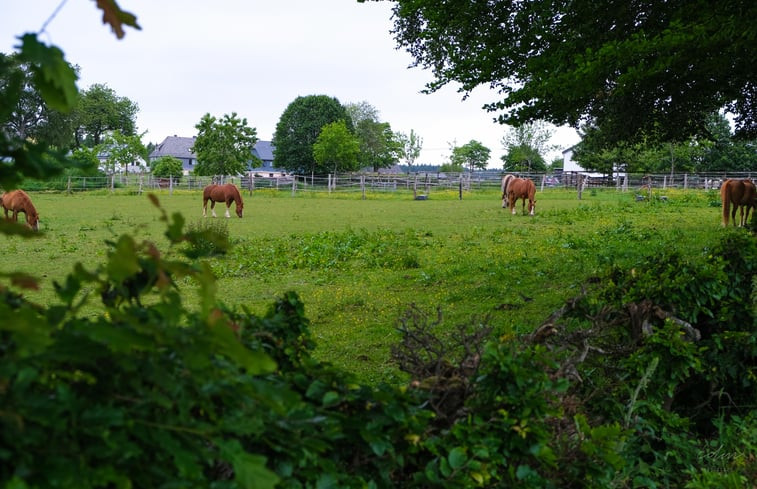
(149, 136, 283, 176)
(561, 144, 624, 186)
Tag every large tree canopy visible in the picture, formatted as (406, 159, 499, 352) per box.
(382, 0, 757, 145)
(73, 83, 139, 148)
(273, 95, 352, 175)
(192, 112, 258, 176)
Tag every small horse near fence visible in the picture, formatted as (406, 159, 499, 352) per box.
(203, 184, 244, 218)
(1, 189, 39, 230)
(501, 174, 536, 216)
(721, 178, 756, 227)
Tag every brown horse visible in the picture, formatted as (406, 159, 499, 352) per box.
(720, 178, 756, 227)
(502, 175, 536, 215)
(203, 184, 244, 218)
(1, 189, 40, 230)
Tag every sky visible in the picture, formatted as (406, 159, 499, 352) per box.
(2, 0, 580, 168)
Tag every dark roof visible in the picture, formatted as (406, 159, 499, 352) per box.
(150, 136, 274, 162)
(252, 140, 275, 161)
(150, 136, 196, 159)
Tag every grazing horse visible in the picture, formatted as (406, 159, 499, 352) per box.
(1, 189, 39, 230)
(502, 176, 536, 216)
(203, 183, 244, 218)
(720, 178, 756, 227)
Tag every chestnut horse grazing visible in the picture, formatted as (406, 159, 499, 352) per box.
(720, 178, 756, 227)
(203, 184, 244, 218)
(1, 189, 39, 230)
(501, 175, 536, 215)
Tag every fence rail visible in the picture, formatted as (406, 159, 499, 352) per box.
(19, 170, 757, 195)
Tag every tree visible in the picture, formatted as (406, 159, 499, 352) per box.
(192, 112, 258, 176)
(450, 140, 490, 172)
(503, 145, 546, 173)
(699, 113, 757, 171)
(356, 119, 402, 172)
(151, 155, 184, 179)
(396, 129, 423, 172)
(0, 53, 76, 150)
(500, 122, 554, 172)
(99, 130, 147, 175)
(72, 83, 139, 148)
(273, 95, 352, 175)
(345, 100, 380, 128)
(344, 101, 402, 172)
(385, 0, 757, 145)
(312, 120, 361, 174)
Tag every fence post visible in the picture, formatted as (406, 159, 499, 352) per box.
(139, 175, 143, 194)
(361, 175, 366, 200)
(110, 174, 115, 193)
(291, 175, 297, 196)
(683, 173, 688, 190)
(169, 175, 174, 195)
(459, 175, 463, 200)
(67, 176, 72, 194)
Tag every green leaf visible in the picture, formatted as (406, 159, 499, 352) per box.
(16, 34, 78, 112)
(322, 390, 340, 407)
(106, 235, 140, 282)
(207, 317, 276, 375)
(0, 304, 53, 356)
(216, 439, 279, 489)
(448, 446, 467, 470)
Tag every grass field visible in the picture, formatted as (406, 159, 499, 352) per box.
(1, 186, 728, 382)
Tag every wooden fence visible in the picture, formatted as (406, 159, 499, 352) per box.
(20, 170, 757, 196)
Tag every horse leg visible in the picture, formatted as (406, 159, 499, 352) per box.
(203, 198, 208, 217)
(211, 202, 218, 218)
(225, 202, 231, 218)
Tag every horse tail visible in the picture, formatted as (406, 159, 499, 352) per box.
(721, 180, 731, 227)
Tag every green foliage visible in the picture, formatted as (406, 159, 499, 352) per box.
(500, 121, 554, 172)
(272, 95, 352, 174)
(312, 119, 361, 173)
(15, 34, 78, 112)
(396, 128, 424, 169)
(354, 118, 403, 172)
(192, 112, 258, 176)
(183, 218, 230, 258)
(449, 139, 490, 172)
(73, 83, 139, 148)
(98, 129, 147, 174)
(150, 155, 184, 179)
(388, 0, 757, 143)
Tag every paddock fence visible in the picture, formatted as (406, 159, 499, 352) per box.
(18, 170, 757, 197)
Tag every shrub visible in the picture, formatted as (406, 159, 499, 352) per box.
(151, 155, 184, 181)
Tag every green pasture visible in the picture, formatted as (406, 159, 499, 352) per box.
(2, 186, 729, 382)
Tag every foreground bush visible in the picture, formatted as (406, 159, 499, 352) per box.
(2, 198, 756, 487)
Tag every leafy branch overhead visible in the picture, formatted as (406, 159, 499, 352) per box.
(387, 0, 757, 145)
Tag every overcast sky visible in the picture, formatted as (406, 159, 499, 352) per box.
(3, 0, 580, 168)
